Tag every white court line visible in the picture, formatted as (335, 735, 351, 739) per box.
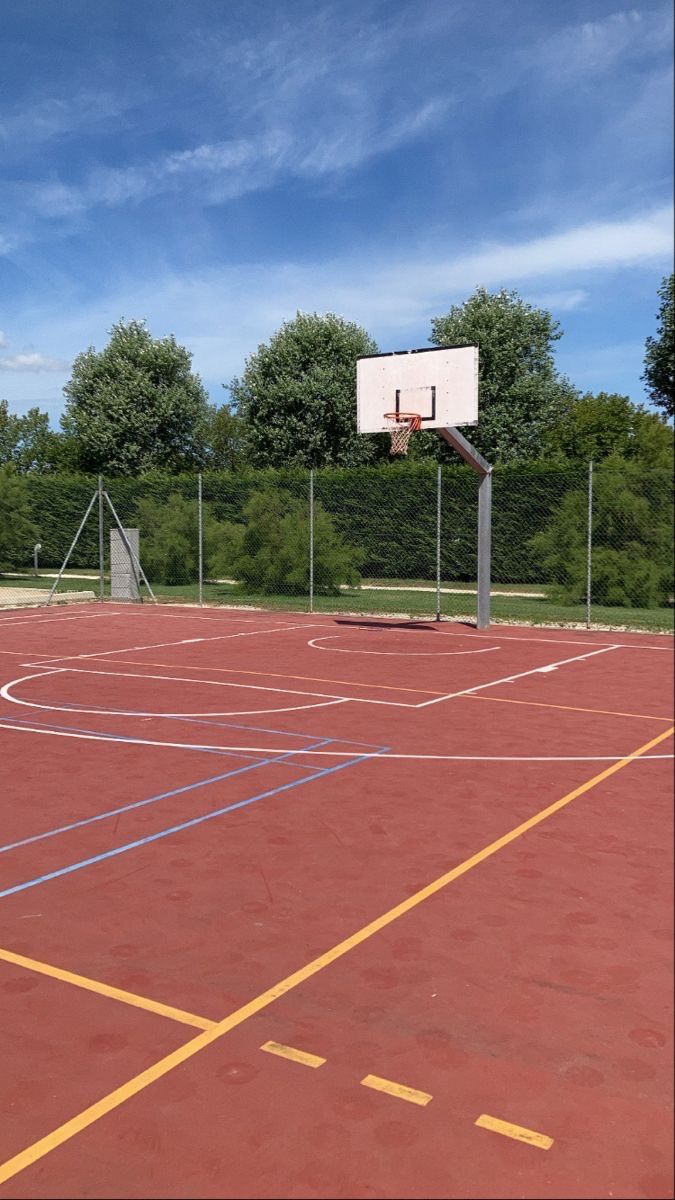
(1, 638, 663, 728)
(5, 644, 626, 719)
(415, 644, 620, 707)
(0, 721, 671, 762)
(0, 613, 118, 626)
(1, 670, 350, 719)
(16, 663, 413, 709)
(308, 635, 499, 657)
(36, 622, 329, 663)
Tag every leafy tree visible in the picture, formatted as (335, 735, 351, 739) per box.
(530, 460, 673, 607)
(542, 391, 674, 467)
(134, 492, 227, 585)
(203, 399, 247, 470)
(230, 312, 380, 467)
(643, 274, 674, 418)
(61, 319, 212, 475)
(219, 488, 362, 594)
(429, 287, 576, 463)
(0, 464, 38, 567)
(0, 400, 19, 464)
(0, 401, 64, 473)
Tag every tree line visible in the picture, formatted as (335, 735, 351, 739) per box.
(1, 277, 673, 479)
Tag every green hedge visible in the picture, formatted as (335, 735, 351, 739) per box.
(22, 463, 673, 591)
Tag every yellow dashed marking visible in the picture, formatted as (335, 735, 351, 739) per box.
(475, 1113, 554, 1149)
(260, 1041, 326, 1068)
(361, 1074, 432, 1106)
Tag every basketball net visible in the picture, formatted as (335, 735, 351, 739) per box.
(383, 412, 422, 456)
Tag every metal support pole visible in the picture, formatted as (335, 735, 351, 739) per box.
(477, 470, 492, 630)
(439, 427, 492, 629)
(103, 491, 157, 602)
(47, 490, 98, 605)
(586, 460, 593, 630)
(309, 469, 314, 613)
(435, 464, 442, 621)
(198, 473, 204, 607)
(98, 474, 105, 603)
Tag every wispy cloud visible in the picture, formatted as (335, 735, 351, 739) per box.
(4, 4, 452, 225)
(0, 331, 7, 348)
(0, 89, 139, 147)
(19, 94, 447, 217)
(536, 7, 670, 79)
(0, 352, 69, 372)
(84, 130, 292, 207)
(526, 289, 589, 313)
(538, 9, 641, 76)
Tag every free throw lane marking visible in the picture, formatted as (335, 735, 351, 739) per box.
(0, 724, 671, 1187)
(0, 947, 215, 1031)
(260, 1041, 326, 1068)
(361, 1074, 432, 1106)
(475, 1113, 553, 1150)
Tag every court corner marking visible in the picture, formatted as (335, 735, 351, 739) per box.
(0, 946, 215, 1032)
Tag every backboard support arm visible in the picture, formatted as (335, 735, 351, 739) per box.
(439, 427, 492, 629)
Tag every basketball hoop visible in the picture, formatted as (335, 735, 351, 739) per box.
(383, 412, 422, 456)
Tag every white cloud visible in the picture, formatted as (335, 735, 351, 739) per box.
(3, 202, 670, 422)
(426, 207, 673, 292)
(0, 352, 69, 372)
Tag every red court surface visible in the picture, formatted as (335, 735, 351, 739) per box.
(0, 601, 673, 1200)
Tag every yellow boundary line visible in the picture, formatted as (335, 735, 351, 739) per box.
(0, 723, 670, 1188)
(464, 692, 674, 723)
(0, 948, 215, 1031)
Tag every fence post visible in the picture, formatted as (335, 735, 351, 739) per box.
(586, 460, 593, 630)
(98, 474, 104, 602)
(198, 473, 204, 607)
(309, 469, 314, 613)
(477, 470, 492, 629)
(47, 489, 99, 605)
(436, 464, 442, 621)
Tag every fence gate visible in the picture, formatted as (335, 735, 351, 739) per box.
(110, 528, 141, 601)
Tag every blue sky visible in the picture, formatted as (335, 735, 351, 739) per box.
(0, 0, 672, 423)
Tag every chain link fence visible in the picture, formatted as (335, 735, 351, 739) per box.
(1, 464, 672, 631)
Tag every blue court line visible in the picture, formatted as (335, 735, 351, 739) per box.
(29, 697, 384, 749)
(0, 713, 323, 770)
(0, 749, 385, 900)
(0, 738, 333, 857)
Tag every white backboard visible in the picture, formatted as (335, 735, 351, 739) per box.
(357, 344, 478, 434)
